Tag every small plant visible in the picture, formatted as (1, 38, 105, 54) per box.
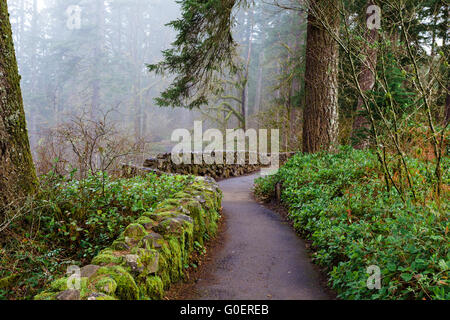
(255, 147, 449, 300)
(0, 171, 195, 300)
(194, 241, 206, 255)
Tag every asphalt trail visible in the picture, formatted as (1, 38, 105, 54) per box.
(187, 173, 331, 300)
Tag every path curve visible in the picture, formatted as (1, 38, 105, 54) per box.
(186, 173, 331, 300)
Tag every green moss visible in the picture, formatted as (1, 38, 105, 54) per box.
(93, 277, 117, 295)
(153, 199, 183, 213)
(184, 200, 206, 243)
(0, 1, 38, 209)
(123, 224, 148, 240)
(155, 216, 193, 238)
(0, 274, 18, 289)
(158, 237, 184, 286)
(135, 216, 155, 226)
(49, 277, 69, 291)
(135, 217, 159, 232)
(91, 250, 124, 266)
(110, 240, 131, 251)
(130, 248, 159, 275)
(95, 295, 117, 300)
(144, 276, 164, 300)
(79, 279, 93, 299)
(48, 277, 89, 293)
(34, 292, 58, 300)
(95, 266, 139, 300)
(153, 211, 181, 222)
(173, 191, 192, 199)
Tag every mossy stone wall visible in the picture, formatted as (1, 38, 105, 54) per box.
(142, 152, 296, 180)
(35, 176, 222, 300)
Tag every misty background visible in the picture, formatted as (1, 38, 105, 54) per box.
(8, 0, 306, 174)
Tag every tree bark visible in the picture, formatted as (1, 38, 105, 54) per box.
(240, 10, 254, 131)
(254, 52, 263, 119)
(445, 87, 450, 126)
(302, 0, 340, 153)
(351, 0, 379, 149)
(0, 1, 38, 210)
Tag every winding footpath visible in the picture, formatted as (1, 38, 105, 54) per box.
(186, 173, 332, 300)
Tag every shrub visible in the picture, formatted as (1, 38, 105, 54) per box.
(255, 146, 449, 300)
(36, 171, 195, 259)
(34, 109, 145, 178)
(0, 172, 195, 299)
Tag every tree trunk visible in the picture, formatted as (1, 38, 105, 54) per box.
(351, 0, 379, 149)
(0, 1, 38, 210)
(240, 10, 254, 131)
(445, 87, 450, 126)
(254, 52, 263, 118)
(302, 0, 340, 153)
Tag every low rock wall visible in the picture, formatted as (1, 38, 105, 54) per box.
(35, 176, 222, 300)
(142, 152, 296, 180)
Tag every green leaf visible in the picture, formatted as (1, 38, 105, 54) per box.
(387, 263, 397, 272)
(401, 273, 413, 282)
(438, 260, 448, 272)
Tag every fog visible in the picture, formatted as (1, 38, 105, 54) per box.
(8, 0, 301, 172)
(8, 0, 197, 155)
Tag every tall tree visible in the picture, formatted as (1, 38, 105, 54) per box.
(0, 0, 37, 210)
(351, 0, 379, 149)
(302, 0, 340, 153)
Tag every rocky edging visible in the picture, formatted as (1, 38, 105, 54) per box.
(34, 176, 222, 300)
(143, 152, 296, 180)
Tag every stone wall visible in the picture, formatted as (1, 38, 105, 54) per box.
(142, 152, 297, 180)
(35, 176, 222, 300)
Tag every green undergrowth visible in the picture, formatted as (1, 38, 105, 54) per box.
(0, 172, 197, 300)
(33, 175, 222, 300)
(254, 146, 449, 300)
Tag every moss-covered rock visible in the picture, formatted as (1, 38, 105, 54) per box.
(95, 266, 139, 300)
(33, 176, 222, 300)
(155, 216, 193, 237)
(91, 249, 125, 266)
(144, 276, 164, 300)
(140, 232, 164, 250)
(49, 277, 70, 292)
(135, 216, 159, 231)
(93, 277, 117, 295)
(95, 295, 117, 300)
(34, 291, 59, 300)
(132, 248, 159, 275)
(124, 223, 148, 240)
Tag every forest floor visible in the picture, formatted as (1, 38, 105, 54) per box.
(166, 173, 334, 300)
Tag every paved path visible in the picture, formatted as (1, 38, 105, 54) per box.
(187, 173, 332, 300)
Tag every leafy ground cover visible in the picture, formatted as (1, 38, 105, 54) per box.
(255, 146, 449, 300)
(0, 172, 195, 300)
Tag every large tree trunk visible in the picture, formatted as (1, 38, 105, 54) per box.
(302, 0, 340, 153)
(0, 1, 38, 210)
(351, 0, 379, 149)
